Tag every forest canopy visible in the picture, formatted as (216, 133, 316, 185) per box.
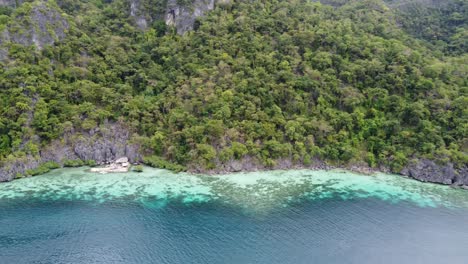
(0, 0, 466, 174)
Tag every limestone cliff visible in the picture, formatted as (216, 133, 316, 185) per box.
(129, 0, 149, 29)
(0, 122, 141, 182)
(0, 0, 25, 8)
(167, 0, 232, 34)
(1, 0, 230, 54)
(165, 0, 213, 34)
(401, 159, 468, 186)
(0, 1, 69, 51)
(127, 0, 231, 34)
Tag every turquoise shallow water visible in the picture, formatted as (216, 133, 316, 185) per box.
(1, 168, 468, 263)
(1, 167, 467, 209)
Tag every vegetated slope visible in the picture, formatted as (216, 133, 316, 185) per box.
(386, 0, 467, 55)
(0, 0, 466, 182)
(317, 0, 467, 55)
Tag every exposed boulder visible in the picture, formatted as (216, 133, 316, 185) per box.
(401, 159, 468, 186)
(0, 156, 41, 182)
(454, 167, 468, 186)
(90, 157, 130, 174)
(115, 157, 129, 164)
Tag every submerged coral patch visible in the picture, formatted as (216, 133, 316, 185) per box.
(0, 167, 467, 211)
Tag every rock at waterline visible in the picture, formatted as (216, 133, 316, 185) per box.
(90, 157, 130, 174)
(115, 157, 129, 164)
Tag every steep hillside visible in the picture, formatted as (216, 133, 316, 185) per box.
(0, 0, 466, 184)
(386, 0, 467, 55)
(317, 0, 467, 54)
(0, 1, 69, 49)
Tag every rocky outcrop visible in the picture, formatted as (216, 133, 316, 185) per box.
(197, 156, 467, 187)
(2, 143, 467, 187)
(0, 1, 69, 50)
(0, 0, 25, 8)
(90, 157, 131, 174)
(164, 0, 216, 34)
(69, 124, 140, 164)
(401, 159, 468, 186)
(2, 0, 228, 48)
(190, 156, 375, 175)
(165, 0, 231, 34)
(129, 0, 149, 29)
(0, 122, 141, 182)
(127, 0, 231, 34)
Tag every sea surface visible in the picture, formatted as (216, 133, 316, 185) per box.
(0, 167, 467, 264)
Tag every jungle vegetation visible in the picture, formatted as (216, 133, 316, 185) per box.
(0, 0, 466, 173)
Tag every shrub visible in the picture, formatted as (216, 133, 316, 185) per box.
(63, 159, 85, 167)
(133, 165, 144, 172)
(231, 142, 248, 159)
(43, 161, 60, 169)
(85, 160, 97, 167)
(303, 154, 312, 166)
(25, 161, 60, 176)
(366, 153, 377, 168)
(143, 156, 186, 172)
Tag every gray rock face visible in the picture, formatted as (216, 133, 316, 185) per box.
(165, 0, 216, 34)
(1, 1, 69, 50)
(457, 167, 468, 186)
(115, 157, 129, 164)
(126, 0, 230, 33)
(0, 157, 40, 182)
(0, 0, 25, 8)
(129, 0, 149, 29)
(70, 124, 140, 164)
(0, 122, 141, 182)
(401, 159, 468, 186)
(193, 156, 331, 175)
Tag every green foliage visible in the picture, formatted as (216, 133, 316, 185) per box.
(0, 0, 466, 174)
(63, 159, 85, 167)
(194, 143, 217, 169)
(85, 160, 97, 167)
(44, 161, 61, 169)
(143, 156, 186, 172)
(25, 161, 60, 176)
(133, 165, 144, 172)
(176, 0, 193, 7)
(389, 0, 468, 55)
(231, 142, 248, 160)
(0, 6, 13, 16)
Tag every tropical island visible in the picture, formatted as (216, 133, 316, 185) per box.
(0, 0, 466, 186)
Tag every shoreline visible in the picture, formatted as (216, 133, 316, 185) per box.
(1, 122, 465, 187)
(196, 167, 468, 190)
(187, 157, 468, 188)
(5, 163, 468, 190)
(1, 155, 467, 188)
(190, 160, 385, 176)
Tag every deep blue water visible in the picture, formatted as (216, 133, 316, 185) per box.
(1, 168, 468, 263)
